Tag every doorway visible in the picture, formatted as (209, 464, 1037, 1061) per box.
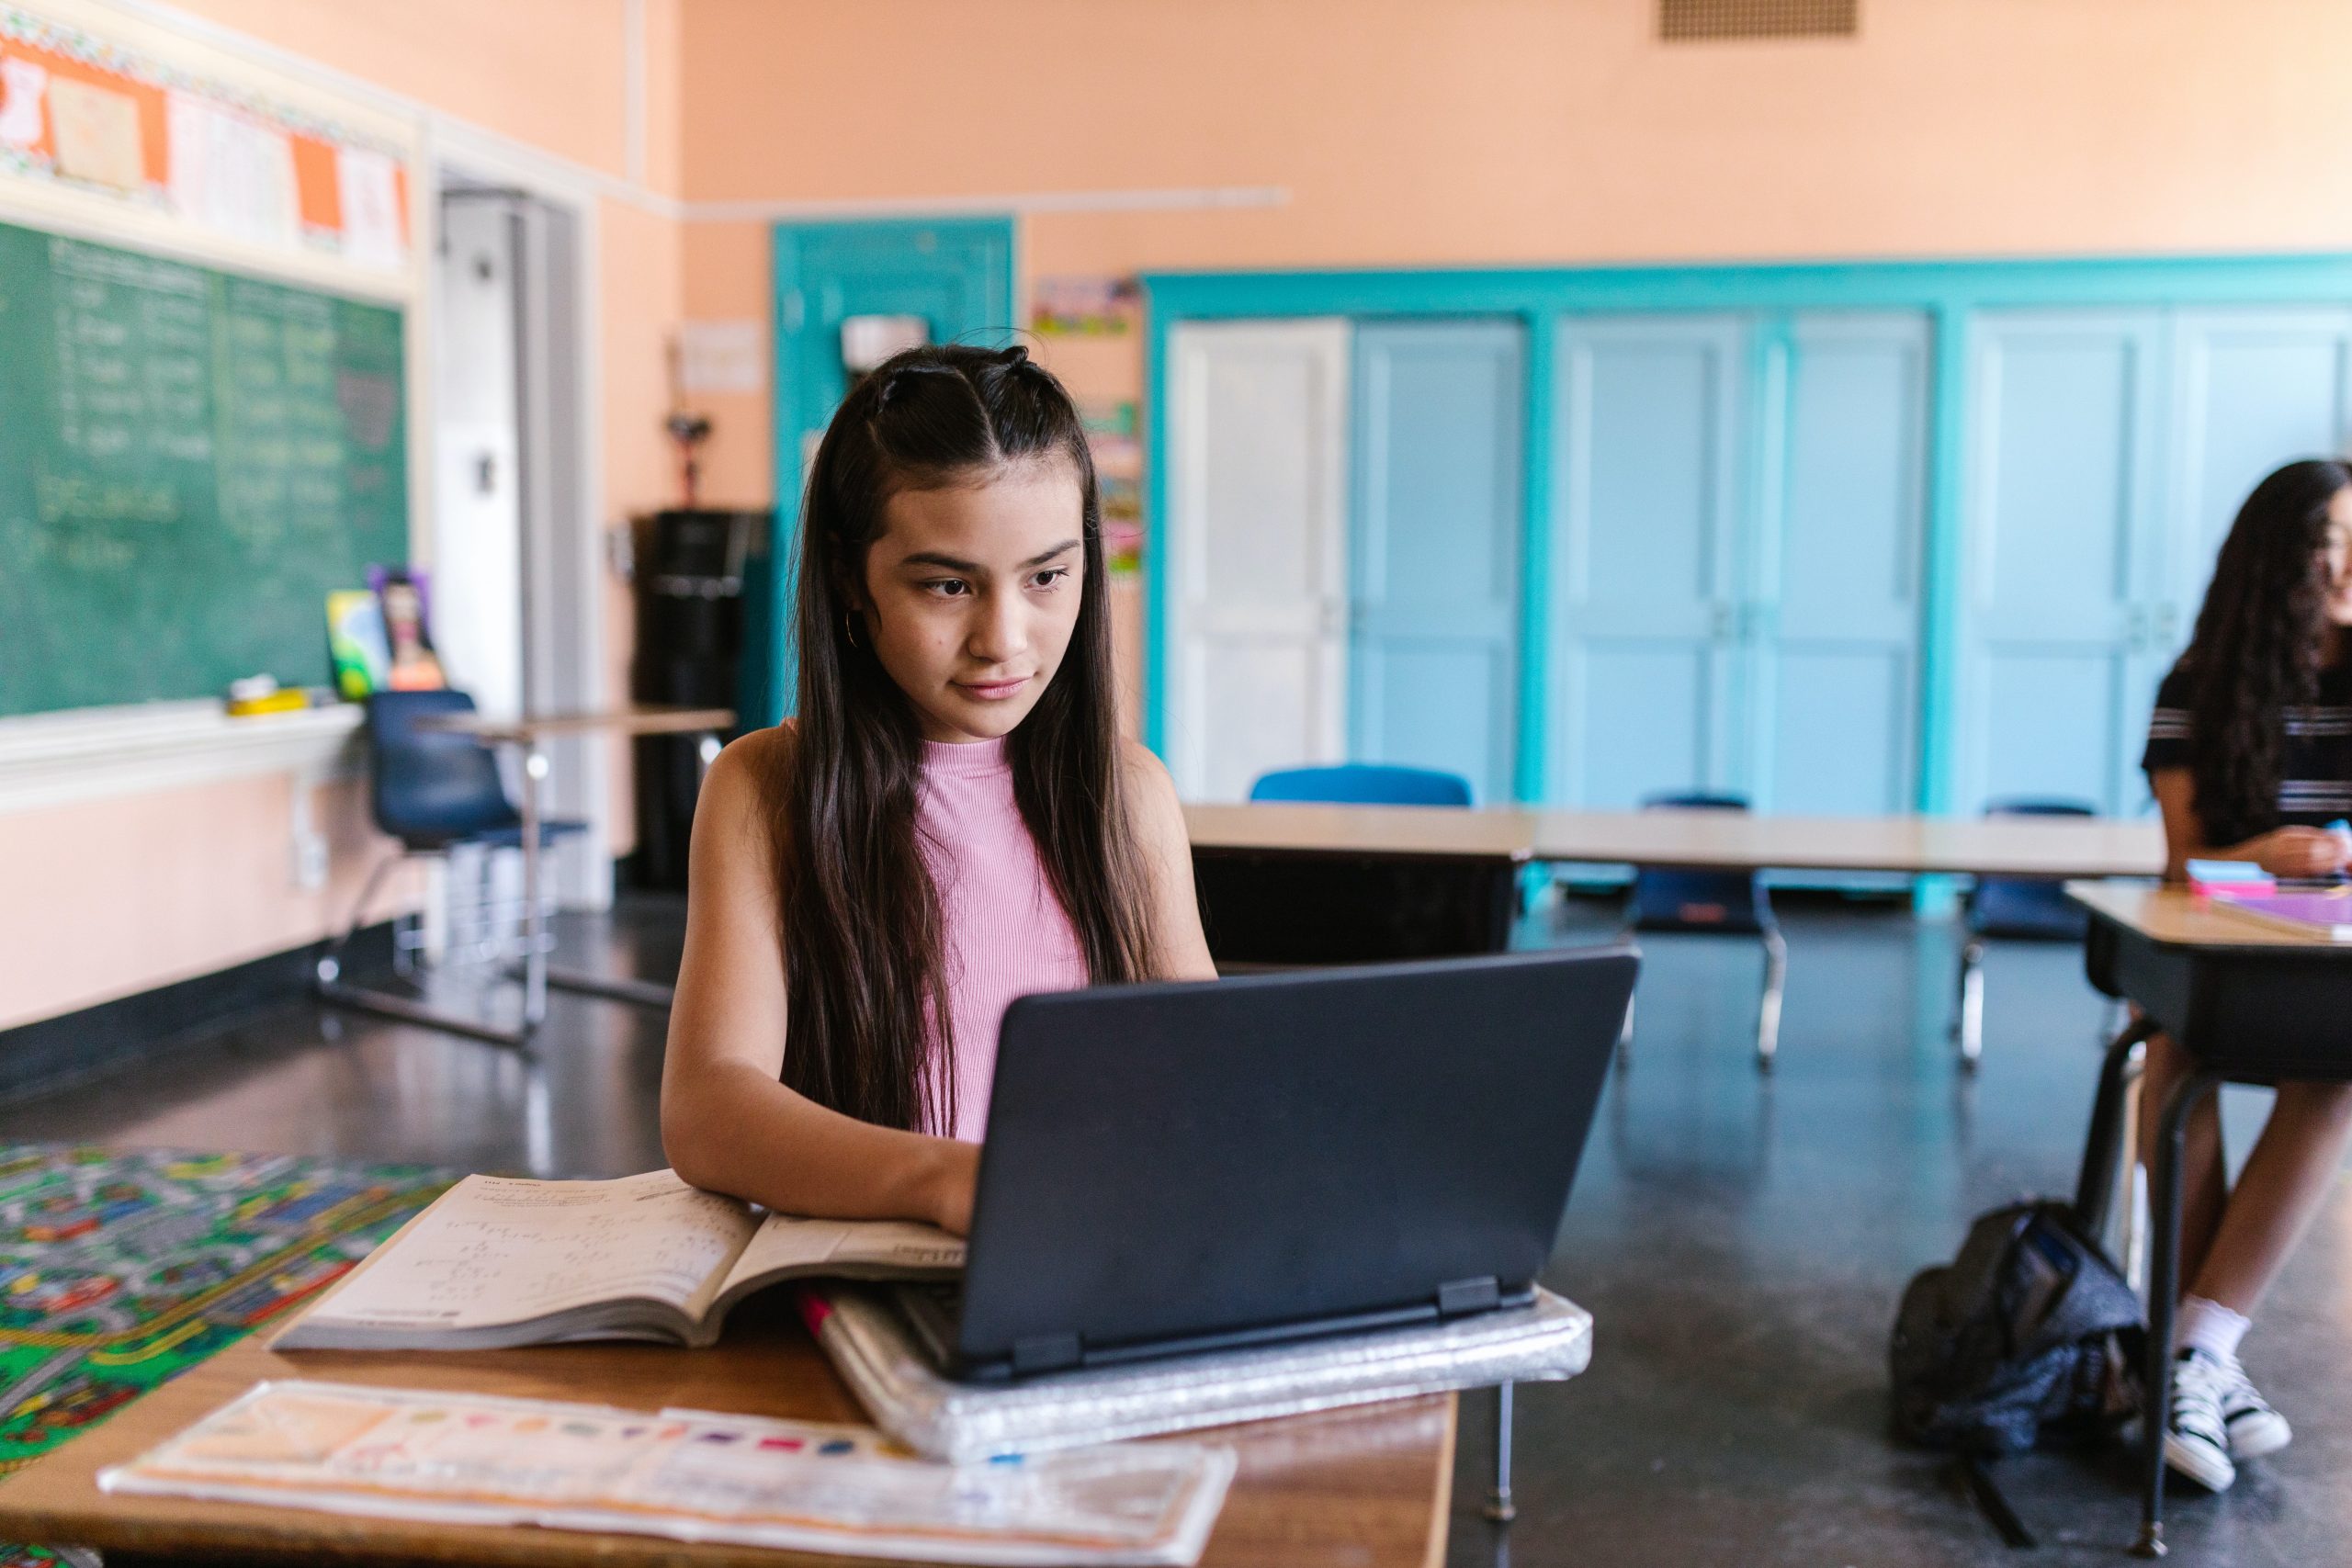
(431, 176, 603, 906)
(761, 217, 1017, 723)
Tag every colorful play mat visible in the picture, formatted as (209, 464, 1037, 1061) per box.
(0, 1143, 455, 1563)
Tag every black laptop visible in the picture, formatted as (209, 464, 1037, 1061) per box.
(895, 945, 1637, 1381)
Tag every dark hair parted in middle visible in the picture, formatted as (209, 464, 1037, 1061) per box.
(764, 343, 1155, 1134)
(2177, 457, 2352, 848)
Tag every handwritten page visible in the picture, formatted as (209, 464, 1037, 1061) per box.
(100, 1380, 1237, 1566)
(720, 1213, 964, 1301)
(302, 1170, 756, 1334)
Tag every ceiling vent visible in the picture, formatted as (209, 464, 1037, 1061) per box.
(1659, 0, 1859, 41)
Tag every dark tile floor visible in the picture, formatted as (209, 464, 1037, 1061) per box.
(3, 893, 2342, 1566)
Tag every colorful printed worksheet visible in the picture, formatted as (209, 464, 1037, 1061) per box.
(99, 1380, 1236, 1565)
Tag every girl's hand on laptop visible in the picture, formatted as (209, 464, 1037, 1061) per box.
(925, 1140, 980, 1236)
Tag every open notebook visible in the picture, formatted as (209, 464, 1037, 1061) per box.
(274, 1169, 963, 1351)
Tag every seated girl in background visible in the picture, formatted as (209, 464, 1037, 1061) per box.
(661, 344, 1216, 1235)
(2141, 457, 2352, 1491)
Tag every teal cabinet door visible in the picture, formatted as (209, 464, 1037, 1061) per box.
(1348, 320, 1525, 803)
(763, 218, 1015, 723)
(1749, 313, 1930, 815)
(1547, 315, 1747, 807)
(2165, 308, 2352, 641)
(1955, 310, 2165, 815)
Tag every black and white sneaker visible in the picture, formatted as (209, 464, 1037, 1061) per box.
(2165, 1348, 2237, 1492)
(2220, 1359, 2292, 1461)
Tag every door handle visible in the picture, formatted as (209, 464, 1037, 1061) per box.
(2127, 604, 2150, 650)
(2154, 603, 2179, 646)
(1711, 603, 1736, 641)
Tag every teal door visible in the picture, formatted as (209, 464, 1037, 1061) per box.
(1348, 320, 1525, 803)
(1951, 305, 2352, 817)
(1750, 313, 1930, 814)
(2165, 309, 2352, 629)
(1547, 314, 1747, 807)
(1954, 310, 2166, 815)
(762, 218, 1016, 723)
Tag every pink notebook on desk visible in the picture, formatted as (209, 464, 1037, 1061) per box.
(2209, 888, 2352, 941)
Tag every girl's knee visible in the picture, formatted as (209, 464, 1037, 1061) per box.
(2278, 1079, 2352, 1125)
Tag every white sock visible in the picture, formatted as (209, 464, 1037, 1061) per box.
(2176, 1294, 2252, 1363)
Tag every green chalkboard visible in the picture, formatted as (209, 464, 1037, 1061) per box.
(0, 219, 409, 717)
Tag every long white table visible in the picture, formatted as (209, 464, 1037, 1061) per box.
(1183, 802, 2165, 879)
(1181, 802, 2166, 966)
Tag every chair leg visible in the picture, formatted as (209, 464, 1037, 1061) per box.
(316, 849, 406, 983)
(1954, 939, 1987, 1072)
(1755, 926, 1788, 1072)
(1484, 1380, 1518, 1523)
(314, 847, 533, 1049)
(1612, 926, 1636, 1070)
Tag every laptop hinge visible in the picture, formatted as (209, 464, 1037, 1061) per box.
(1012, 1331, 1083, 1375)
(1438, 1277, 1501, 1317)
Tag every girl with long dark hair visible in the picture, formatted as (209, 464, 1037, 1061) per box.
(661, 344, 1216, 1235)
(2140, 457, 2352, 1492)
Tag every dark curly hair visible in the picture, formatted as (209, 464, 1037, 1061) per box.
(2177, 457, 2352, 847)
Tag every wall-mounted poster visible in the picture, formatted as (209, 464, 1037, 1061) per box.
(1033, 275, 1139, 337)
(1081, 400, 1143, 574)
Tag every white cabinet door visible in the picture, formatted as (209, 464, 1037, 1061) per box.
(1166, 320, 1351, 801)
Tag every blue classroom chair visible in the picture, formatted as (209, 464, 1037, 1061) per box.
(1248, 763, 1475, 807)
(1951, 796, 2098, 1071)
(315, 689, 588, 1044)
(1622, 791, 1787, 1071)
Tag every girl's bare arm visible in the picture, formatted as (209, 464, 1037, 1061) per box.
(1123, 740, 1219, 981)
(659, 732, 978, 1232)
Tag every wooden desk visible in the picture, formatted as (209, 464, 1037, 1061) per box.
(425, 706, 738, 746)
(0, 1299, 1455, 1568)
(2065, 881, 2352, 1556)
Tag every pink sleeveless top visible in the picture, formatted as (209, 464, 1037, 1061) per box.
(916, 737, 1089, 1142)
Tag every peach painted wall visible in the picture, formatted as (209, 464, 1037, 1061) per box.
(0, 0, 683, 1030)
(672, 0, 2352, 504)
(0, 775, 418, 1030)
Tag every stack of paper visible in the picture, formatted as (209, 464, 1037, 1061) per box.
(99, 1380, 1235, 1566)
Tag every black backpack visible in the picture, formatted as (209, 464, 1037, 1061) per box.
(1891, 1201, 2145, 1543)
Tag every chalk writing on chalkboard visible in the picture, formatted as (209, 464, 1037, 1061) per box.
(0, 220, 410, 717)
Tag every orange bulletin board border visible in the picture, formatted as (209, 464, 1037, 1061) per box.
(0, 6, 411, 270)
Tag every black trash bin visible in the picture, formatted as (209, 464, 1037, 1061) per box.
(629, 508, 761, 890)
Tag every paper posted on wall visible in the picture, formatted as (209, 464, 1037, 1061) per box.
(99, 1379, 1237, 1566)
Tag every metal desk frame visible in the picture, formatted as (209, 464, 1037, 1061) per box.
(2069, 881, 2352, 1557)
